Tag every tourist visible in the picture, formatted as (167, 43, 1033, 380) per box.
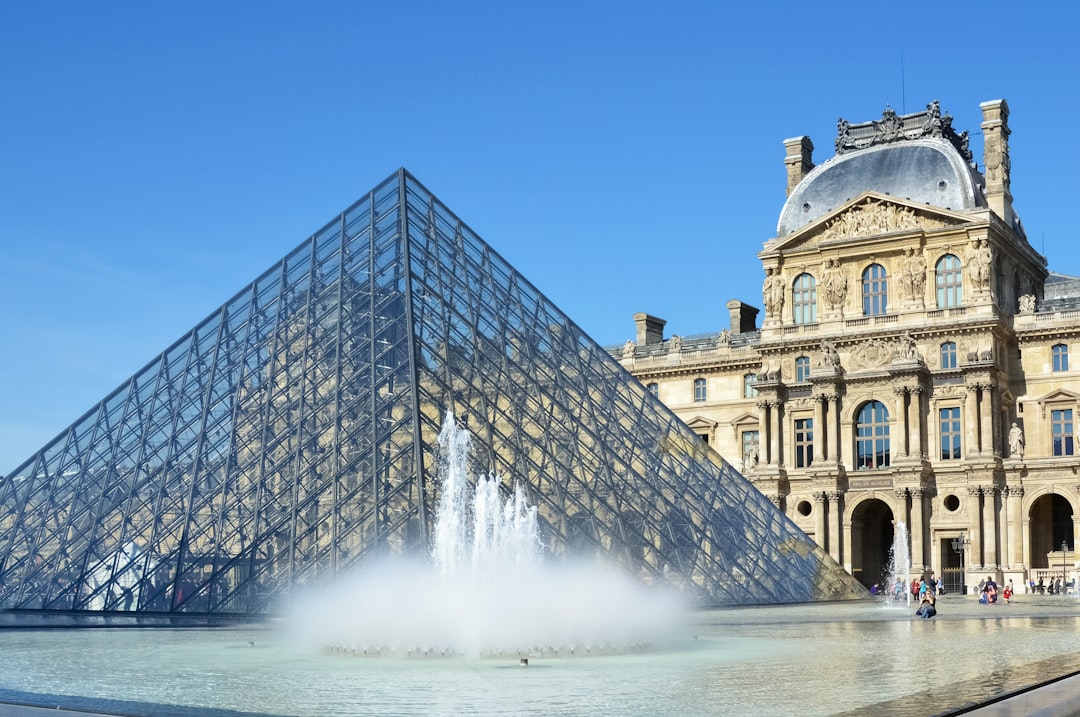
(916, 591, 936, 619)
(1003, 583, 1013, 604)
(937, 577, 944, 595)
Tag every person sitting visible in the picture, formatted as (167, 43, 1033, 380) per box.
(915, 592, 937, 619)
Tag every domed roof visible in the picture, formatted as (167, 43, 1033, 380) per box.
(777, 103, 987, 236)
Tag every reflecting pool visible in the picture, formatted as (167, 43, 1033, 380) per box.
(3, 598, 1080, 716)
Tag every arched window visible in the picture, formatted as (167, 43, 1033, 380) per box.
(940, 341, 957, 369)
(855, 400, 890, 469)
(693, 377, 707, 402)
(795, 356, 811, 383)
(936, 254, 963, 308)
(792, 273, 817, 324)
(862, 263, 888, 315)
(743, 373, 758, 398)
(1053, 344, 1069, 372)
(647, 382, 659, 397)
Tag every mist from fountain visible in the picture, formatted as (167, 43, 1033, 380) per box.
(883, 521, 912, 607)
(290, 410, 685, 658)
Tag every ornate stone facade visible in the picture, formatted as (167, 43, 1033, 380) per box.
(615, 100, 1080, 594)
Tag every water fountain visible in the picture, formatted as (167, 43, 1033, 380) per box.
(290, 410, 684, 658)
(883, 521, 912, 607)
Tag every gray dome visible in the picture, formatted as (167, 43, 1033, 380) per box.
(777, 139, 985, 236)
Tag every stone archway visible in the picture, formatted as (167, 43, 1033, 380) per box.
(850, 498, 895, 589)
(1028, 493, 1074, 570)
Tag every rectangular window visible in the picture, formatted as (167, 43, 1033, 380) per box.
(1053, 344, 1069, 372)
(694, 378, 707, 402)
(1053, 409, 1074, 456)
(939, 407, 961, 460)
(795, 418, 814, 468)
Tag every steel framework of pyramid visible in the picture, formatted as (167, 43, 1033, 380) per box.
(0, 170, 864, 614)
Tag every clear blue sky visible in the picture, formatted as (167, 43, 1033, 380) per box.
(2, 1, 1078, 472)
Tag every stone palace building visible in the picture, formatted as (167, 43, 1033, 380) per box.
(615, 99, 1080, 593)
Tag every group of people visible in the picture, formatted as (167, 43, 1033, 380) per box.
(977, 576, 1013, 604)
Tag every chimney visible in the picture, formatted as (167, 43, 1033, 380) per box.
(726, 300, 760, 335)
(783, 136, 814, 196)
(980, 99, 1013, 225)
(633, 313, 666, 346)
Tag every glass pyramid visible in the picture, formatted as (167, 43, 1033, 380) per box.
(0, 170, 865, 614)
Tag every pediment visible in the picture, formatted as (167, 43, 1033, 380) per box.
(764, 192, 974, 255)
(685, 415, 719, 430)
(1033, 388, 1080, 413)
(730, 412, 759, 427)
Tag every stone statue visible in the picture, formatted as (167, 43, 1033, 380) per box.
(821, 259, 847, 311)
(1018, 294, 1036, 313)
(818, 339, 841, 368)
(669, 335, 683, 352)
(896, 331, 921, 361)
(745, 440, 760, 470)
(1009, 422, 1025, 459)
(968, 238, 993, 292)
(717, 328, 731, 345)
(622, 339, 635, 358)
(763, 267, 786, 318)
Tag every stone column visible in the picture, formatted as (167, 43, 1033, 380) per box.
(911, 387, 924, 460)
(894, 387, 909, 459)
(1005, 486, 1023, 568)
(831, 395, 843, 465)
(814, 395, 828, 462)
(757, 400, 770, 464)
(814, 492, 828, 552)
(980, 384, 995, 456)
(983, 486, 999, 570)
(965, 386, 979, 457)
(829, 491, 844, 565)
(968, 486, 983, 570)
(910, 488, 926, 572)
(770, 400, 783, 467)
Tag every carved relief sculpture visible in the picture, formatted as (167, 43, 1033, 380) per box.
(1018, 294, 1036, 314)
(819, 199, 941, 242)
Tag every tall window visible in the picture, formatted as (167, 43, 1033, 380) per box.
(742, 430, 760, 467)
(647, 382, 659, 397)
(936, 254, 963, 308)
(862, 263, 888, 316)
(693, 377, 707, 402)
(795, 418, 814, 468)
(795, 356, 811, 383)
(1053, 344, 1069, 372)
(940, 407, 962, 460)
(940, 341, 957, 369)
(855, 401, 890, 469)
(792, 273, 817, 325)
(743, 373, 758, 398)
(1052, 409, 1074, 456)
